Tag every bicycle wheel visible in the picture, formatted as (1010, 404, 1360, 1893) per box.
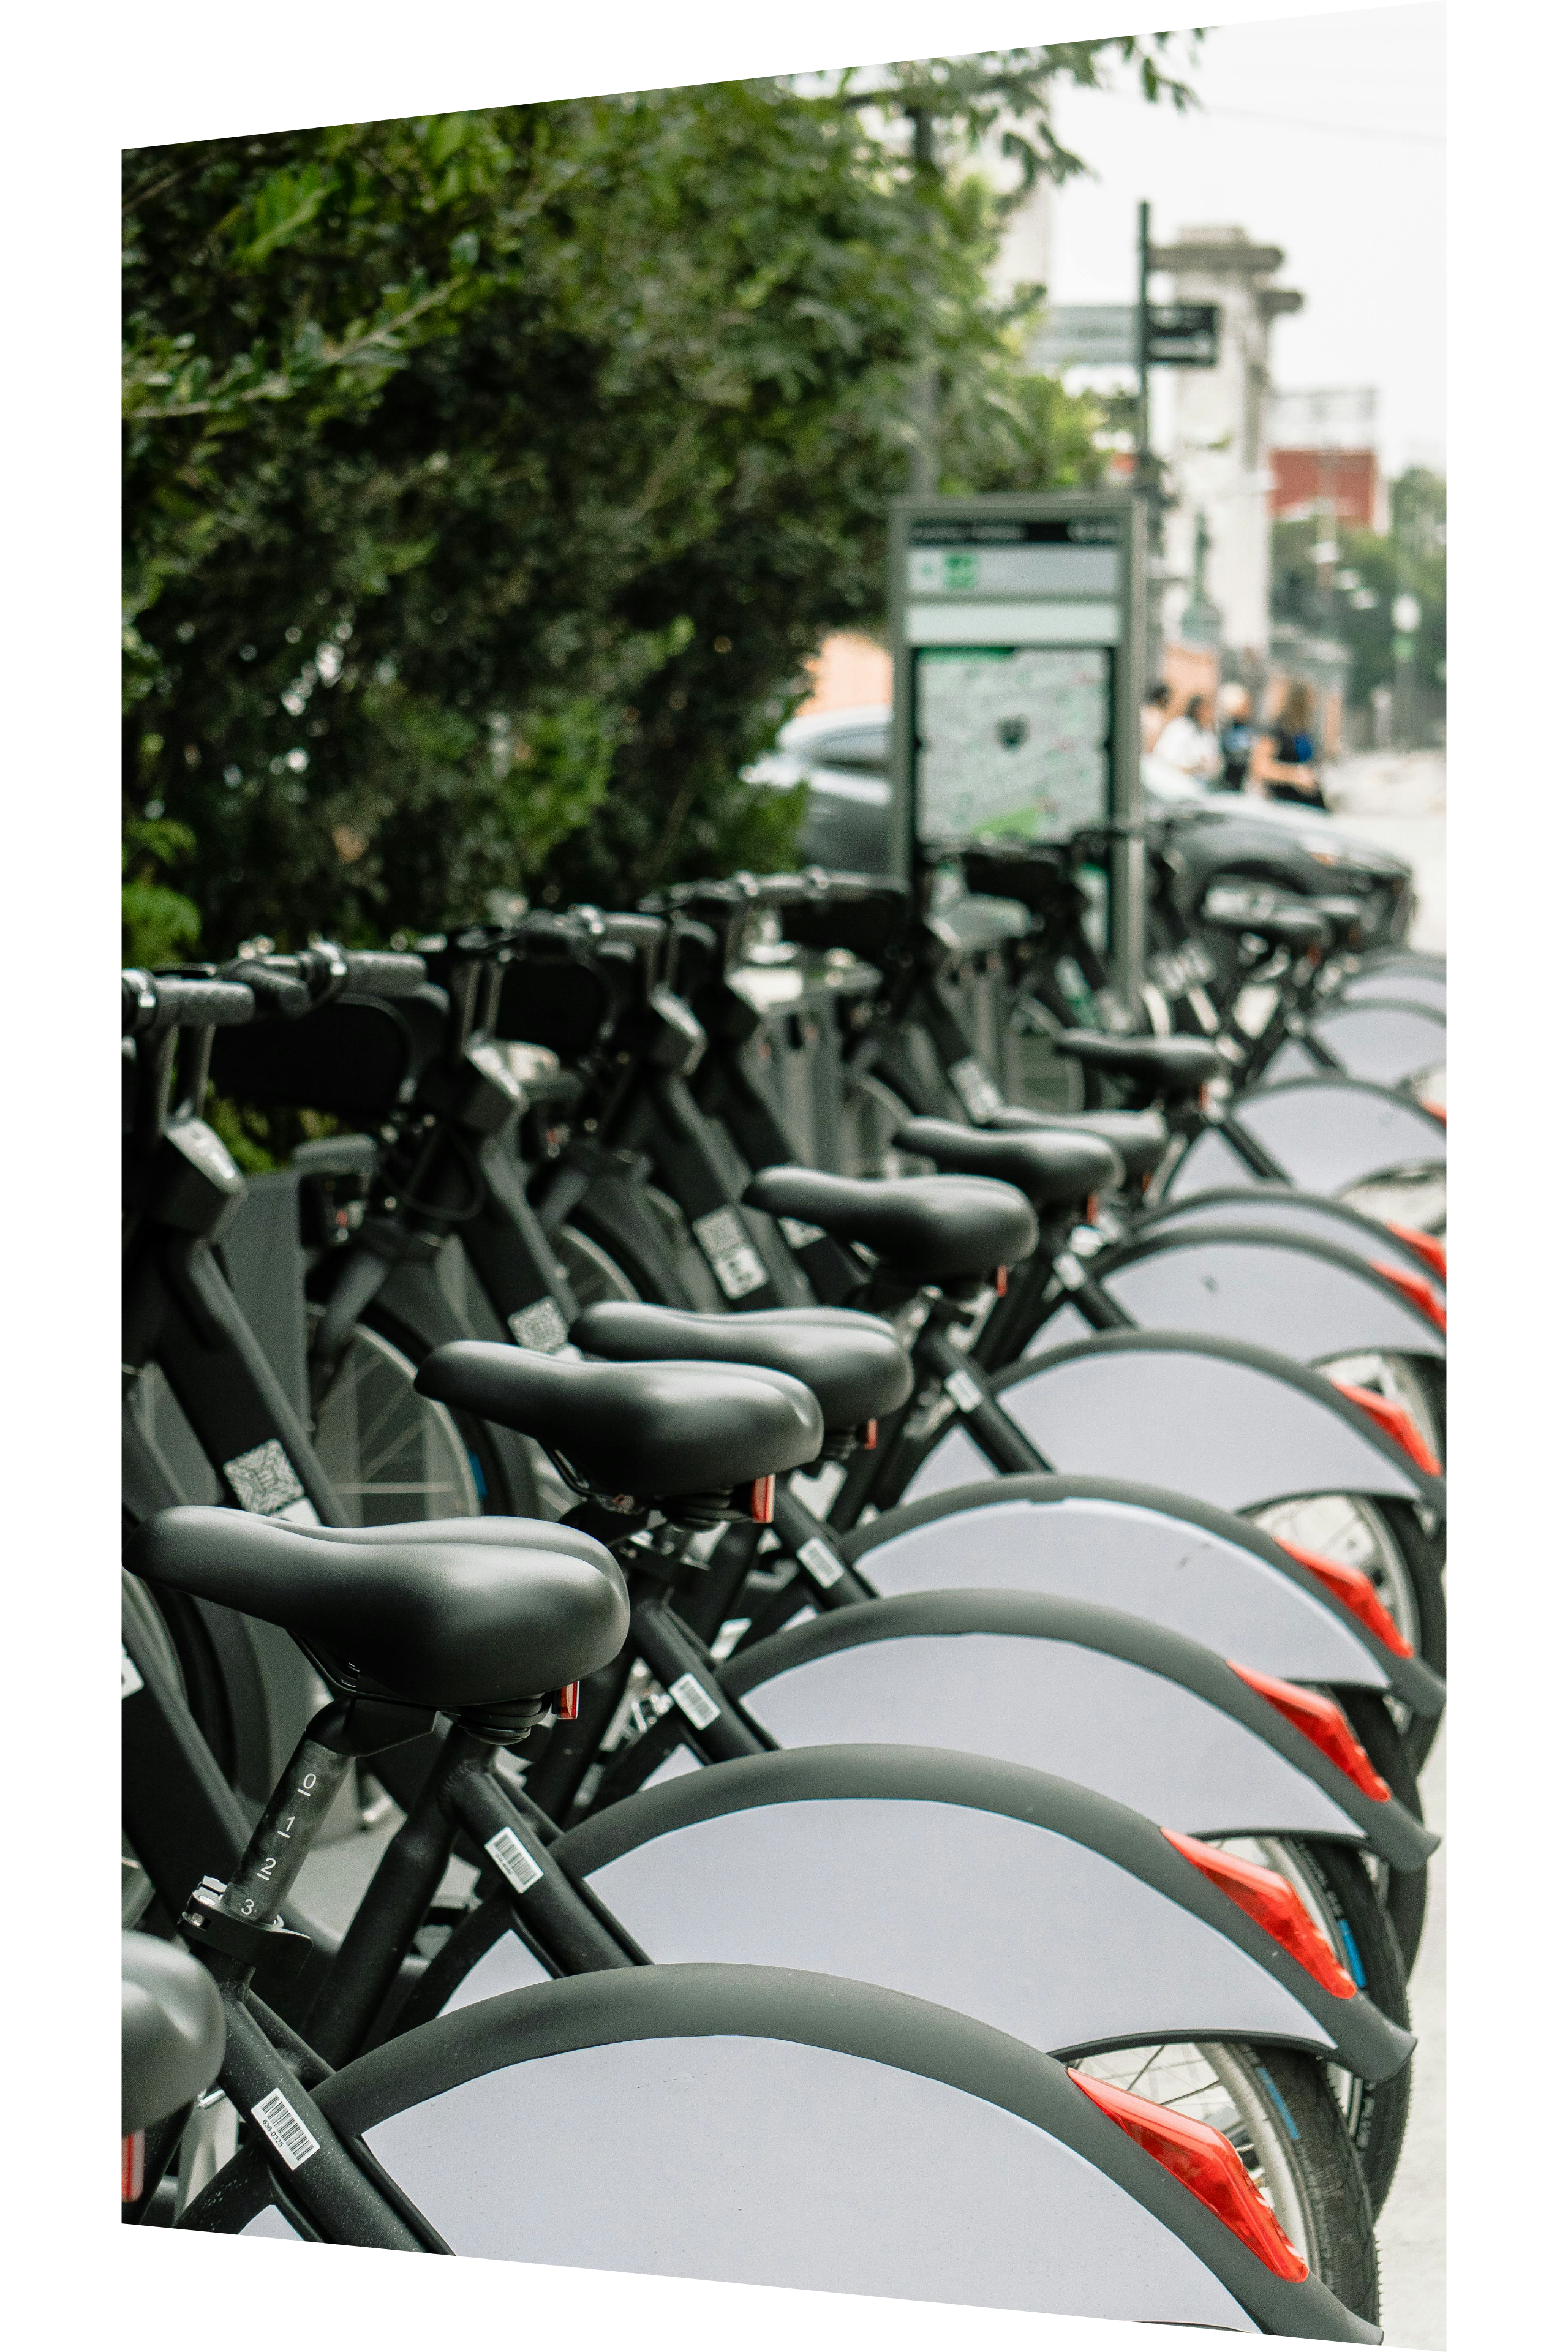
(1314, 1349, 1445, 1472)
(553, 1224, 642, 1308)
(1338, 1167, 1446, 1237)
(1213, 1839, 1411, 2218)
(840, 1070, 930, 1179)
(1247, 1488, 1446, 1760)
(1072, 2041, 1379, 2321)
(121, 1569, 186, 1930)
(306, 1310, 482, 1525)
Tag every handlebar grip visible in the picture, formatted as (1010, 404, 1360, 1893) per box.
(216, 960, 312, 1019)
(124, 974, 257, 1036)
(339, 951, 428, 997)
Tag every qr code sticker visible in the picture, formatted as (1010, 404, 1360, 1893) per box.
(692, 1208, 768, 1300)
(508, 1300, 570, 1354)
(224, 1439, 307, 1518)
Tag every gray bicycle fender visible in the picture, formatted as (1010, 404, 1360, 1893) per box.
(303, 1964, 1379, 2336)
(1336, 968, 1446, 1016)
(1134, 1189, 1445, 1295)
(1066, 1229, 1444, 1366)
(1185, 1077, 1446, 1199)
(1264, 1002, 1446, 1091)
(548, 1750, 1411, 2081)
(903, 1331, 1442, 1520)
(719, 1592, 1433, 1868)
(841, 1476, 1444, 1716)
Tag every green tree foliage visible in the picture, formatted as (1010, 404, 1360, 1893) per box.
(124, 56, 1189, 950)
(1271, 469, 1446, 712)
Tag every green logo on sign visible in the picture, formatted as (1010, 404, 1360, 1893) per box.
(943, 552, 980, 590)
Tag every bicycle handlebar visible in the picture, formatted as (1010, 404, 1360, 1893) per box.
(230, 943, 429, 1009)
(123, 972, 256, 1038)
(337, 949, 428, 998)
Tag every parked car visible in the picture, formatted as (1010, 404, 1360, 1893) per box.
(745, 709, 1415, 949)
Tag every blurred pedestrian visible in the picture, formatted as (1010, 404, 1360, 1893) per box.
(1252, 681, 1326, 809)
(1140, 679, 1173, 753)
(1215, 683, 1255, 793)
(1155, 692, 1222, 785)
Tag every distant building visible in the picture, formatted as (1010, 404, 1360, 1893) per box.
(1270, 447, 1382, 532)
(1268, 390, 1387, 534)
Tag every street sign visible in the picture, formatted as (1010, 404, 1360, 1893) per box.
(888, 492, 1147, 1008)
(1028, 301, 1220, 372)
(1030, 305, 1136, 369)
(1145, 303, 1220, 367)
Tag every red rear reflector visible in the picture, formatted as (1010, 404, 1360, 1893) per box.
(1275, 1539, 1413, 1658)
(863, 1420, 878, 1451)
(1370, 1258, 1446, 1333)
(995, 1265, 1008, 1297)
(1386, 1221, 1446, 1283)
(1161, 1828, 1356, 1998)
(1067, 2067, 1308, 2281)
(1420, 1098, 1446, 1126)
(1085, 1194, 1099, 1223)
(122, 2131, 145, 2204)
(1333, 1379, 1441, 1475)
(750, 1476, 775, 1524)
(557, 1683, 581, 1720)
(1227, 1660, 1391, 1801)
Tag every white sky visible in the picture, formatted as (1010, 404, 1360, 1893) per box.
(1036, 4, 1445, 473)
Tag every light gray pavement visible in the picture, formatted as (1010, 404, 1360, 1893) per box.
(1322, 750, 1446, 2347)
(1322, 750, 1447, 952)
(1378, 1725, 1446, 2348)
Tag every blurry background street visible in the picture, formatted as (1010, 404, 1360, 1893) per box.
(1325, 751, 1447, 951)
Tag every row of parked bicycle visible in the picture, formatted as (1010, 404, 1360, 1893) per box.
(123, 840, 1446, 2337)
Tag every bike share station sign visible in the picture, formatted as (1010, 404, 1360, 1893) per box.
(888, 489, 1148, 1008)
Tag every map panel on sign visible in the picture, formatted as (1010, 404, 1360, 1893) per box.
(916, 647, 1110, 845)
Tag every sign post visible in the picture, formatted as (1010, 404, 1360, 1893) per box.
(888, 489, 1148, 1013)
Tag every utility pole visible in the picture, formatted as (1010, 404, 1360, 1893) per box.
(1134, 201, 1163, 692)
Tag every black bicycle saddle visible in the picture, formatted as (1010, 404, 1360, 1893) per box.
(1302, 895, 1369, 951)
(1052, 1031, 1224, 1105)
(744, 1167, 1038, 1282)
(895, 1118, 1119, 1212)
(984, 1105, 1169, 1185)
(571, 1305, 914, 1432)
(415, 1346, 825, 1501)
(123, 1932, 227, 2136)
(1204, 903, 1330, 955)
(123, 1508, 630, 1710)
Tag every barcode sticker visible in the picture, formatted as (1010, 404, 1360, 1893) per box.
(484, 1826, 545, 1896)
(121, 1647, 145, 1701)
(692, 1208, 769, 1300)
(797, 1537, 845, 1589)
(949, 1057, 1005, 1123)
(669, 1672, 722, 1732)
(251, 2088, 320, 2172)
(944, 1367, 984, 1414)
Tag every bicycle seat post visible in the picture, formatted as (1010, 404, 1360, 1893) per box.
(179, 1695, 432, 1994)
